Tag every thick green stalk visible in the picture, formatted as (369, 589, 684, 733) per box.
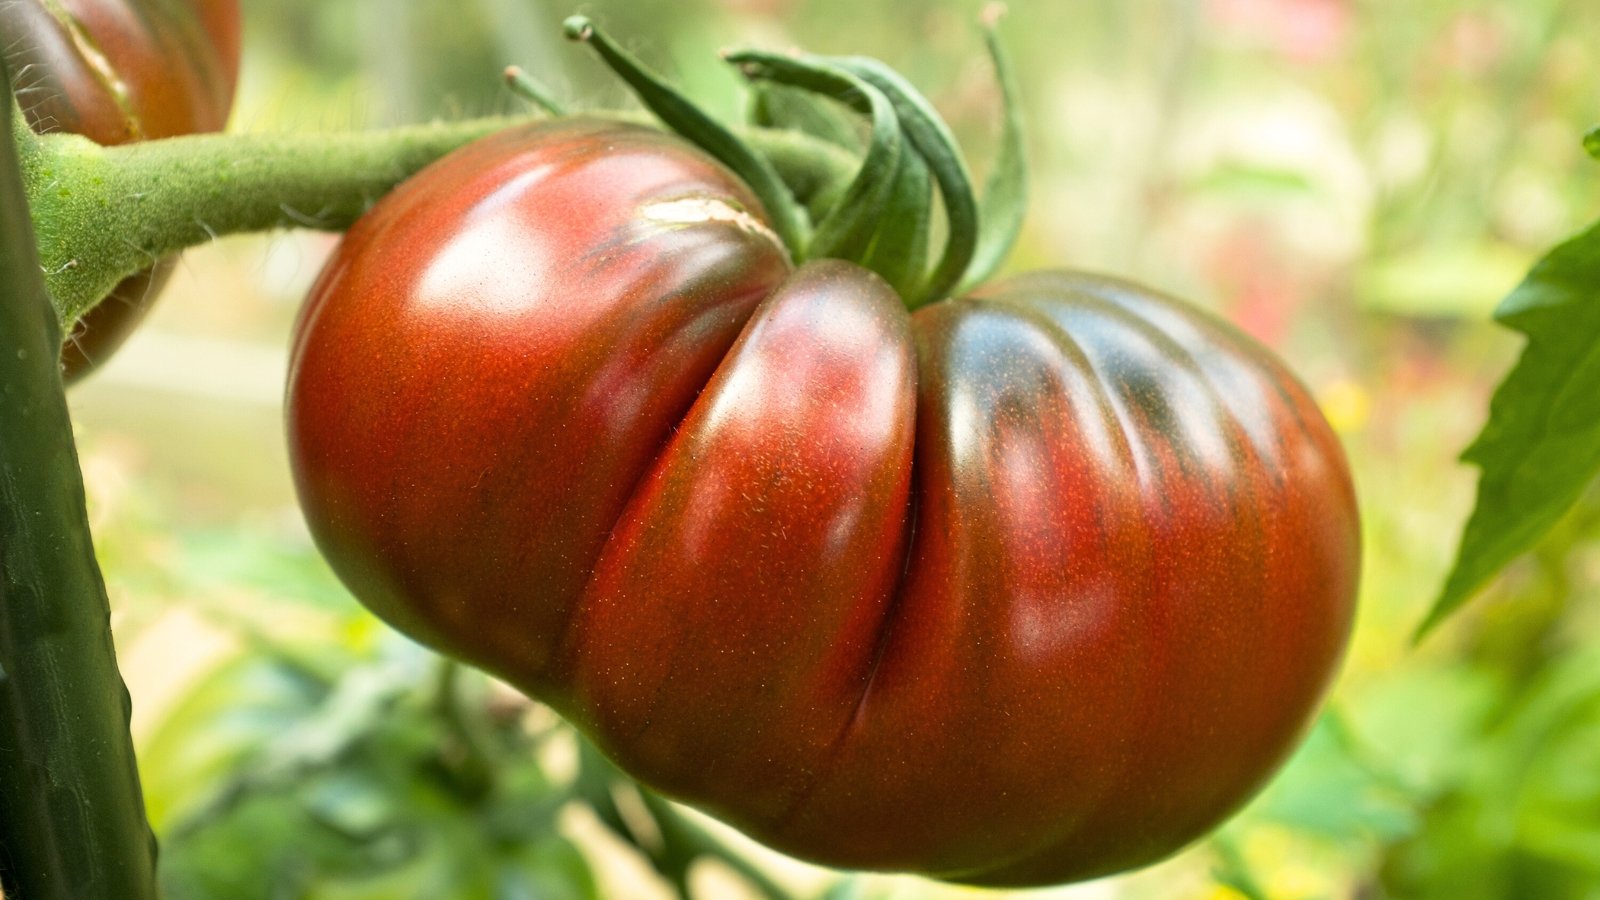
(18, 114, 856, 326)
(19, 117, 517, 324)
(0, 66, 158, 900)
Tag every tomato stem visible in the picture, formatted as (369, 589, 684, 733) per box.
(18, 114, 858, 328)
(0, 63, 159, 900)
(575, 738, 798, 900)
(430, 659, 499, 801)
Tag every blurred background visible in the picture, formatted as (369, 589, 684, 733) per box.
(66, 0, 1600, 897)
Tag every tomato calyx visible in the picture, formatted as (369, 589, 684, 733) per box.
(502, 65, 566, 117)
(564, 15, 813, 260)
(563, 10, 1026, 309)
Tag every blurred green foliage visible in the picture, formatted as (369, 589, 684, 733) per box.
(63, 0, 1600, 897)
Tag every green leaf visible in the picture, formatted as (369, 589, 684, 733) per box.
(497, 838, 600, 900)
(1243, 712, 1416, 842)
(1584, 125, 1599, 161)
(1210, 834, 1270, 900)
(1380, 652, 1600, 898)
(175, 526, 358, 612)
(1423, 219, 1600, 638)
(140, 657, 327, 830)
(1343, 666, 1504, 795)
(156, 650, 582, 899)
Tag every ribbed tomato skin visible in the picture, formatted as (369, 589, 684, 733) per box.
(288, 120, 794, 686)
(1, 0, 241, 380)
(287, 121, 1359, 887)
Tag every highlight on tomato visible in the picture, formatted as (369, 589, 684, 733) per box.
(285, 14, 1359, 887)
(0, 0, 241, 381)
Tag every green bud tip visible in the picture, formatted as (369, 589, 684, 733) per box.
(563, 16, 594, 41)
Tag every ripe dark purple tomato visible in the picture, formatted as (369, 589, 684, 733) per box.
(1, 0, 241, 381)
(287, 118, 1359, 886)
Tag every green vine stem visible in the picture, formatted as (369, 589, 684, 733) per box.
(0, 67, 159, 900)
(574, 739, 796, 900)
(18, 113, 855, 328)
(430, 659, 499, 802)
(19, 116, 515, 324)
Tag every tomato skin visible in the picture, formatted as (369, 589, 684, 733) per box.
(772, 272, 1358, 884)
(563, 258, 918, 828)
(288, 119, 793, 687)
(289, 123, 1358, 886)
(1, 0, 241, 380)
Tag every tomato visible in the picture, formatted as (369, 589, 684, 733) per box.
(1, 0, 241, 381)
(287, 118, 1359, 886)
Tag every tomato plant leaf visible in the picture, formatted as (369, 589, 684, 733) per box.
(1380, 652, 1600, 896)
(140, 657, 328, 831)
(1424, 219, 1600, 638)
(1585, 125, 1599, 161)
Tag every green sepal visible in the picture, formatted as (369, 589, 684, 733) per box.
(564, 16, 810, 258)
(726, 50, 903, 264)
(503, 65, 566, 117)
(859, 142, 932, 298)
(957, 10, 1028, 294)
(823, 54, 979, 307)
(749, 82, 862, 151)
